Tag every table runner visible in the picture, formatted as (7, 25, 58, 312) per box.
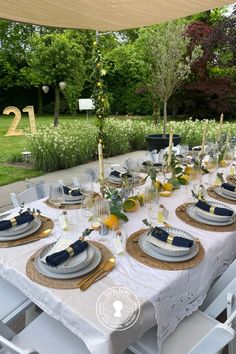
(0, 184, 236, 353)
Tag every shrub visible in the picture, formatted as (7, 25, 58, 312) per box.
(28, 117, 236, 172)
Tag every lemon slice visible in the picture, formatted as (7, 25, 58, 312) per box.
(159, 191, 172, 197)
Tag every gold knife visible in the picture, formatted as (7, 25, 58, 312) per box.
(78, 257, 115, 289)
(80, 257, 116, 291)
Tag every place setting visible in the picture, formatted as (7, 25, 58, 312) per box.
(126, 225, 204, 270)
(176, 198, 236, 232)
(105, 168, 146, 188)
(207, 180, 236, 206)
(45, 179, 100, 210)
(0, 208, 53, 248)
(26, 229, 115, 290)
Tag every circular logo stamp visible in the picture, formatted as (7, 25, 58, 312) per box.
(96, 287, 140, 331)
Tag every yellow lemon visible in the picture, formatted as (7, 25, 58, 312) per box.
(219, 160, 228, 168)
(159, 191, 172, 197)
(185, 166, 193, 175)
(155, 180, 163, 191)
(123, 198, 139, 212)
(178, 174, 190, 185)
(162, 182, 174, 192)
(103, 214, 119, 230)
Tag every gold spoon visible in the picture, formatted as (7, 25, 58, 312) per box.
(79, 257, 116, 290)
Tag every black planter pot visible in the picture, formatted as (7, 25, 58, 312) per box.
(145, 134, 181, 152)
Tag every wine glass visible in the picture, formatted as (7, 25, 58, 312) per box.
(49, 183, 64, 220)
(206, 155, 218, 186)
(79, 174, 94, 217)
(144, 185, 159, 225)
(185, 167, 202, 202)
(224, 147, 234, 173)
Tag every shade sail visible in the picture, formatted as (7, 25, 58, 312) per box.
(0, 0, 234, 31)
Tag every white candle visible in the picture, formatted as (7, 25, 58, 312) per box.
(217, 113, 224, 141)
(167, 128, 173, 165)
(200, 120, 208, 155)
(98, 139, 104, 181)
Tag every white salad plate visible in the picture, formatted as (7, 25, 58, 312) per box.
(186, 204, 235, 226)
(35, 244, 101, 279)
(0, 217, 42, 241)
(41, 243, 95, 274)
(147, 227, 195, 257)
(139, 233, 199, 262)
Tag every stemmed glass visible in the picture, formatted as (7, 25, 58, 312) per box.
(49, 183, 64, 220)
(79, 174, 94, 217)
(206, 154, 218, 186)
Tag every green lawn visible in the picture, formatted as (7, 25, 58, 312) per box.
(0, 114, 92, 186)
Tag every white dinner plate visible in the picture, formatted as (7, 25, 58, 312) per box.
(64, 194, 84, 202)
(194, 201, 234, 222)
(214, 186, 236, 201)
(221, 187, 236, 199)
(0, 217, 35, 237)
(34, 244, 102, 279)
(40, 243, 95, 274)
(0, 218, 42, 241)
(146, 227, 195, 257)
(186, 204, 235, 226)
(139, 233, 199, 262)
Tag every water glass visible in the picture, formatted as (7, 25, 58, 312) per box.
(49, 183, 64, 219)
(144, 185, 159, 225)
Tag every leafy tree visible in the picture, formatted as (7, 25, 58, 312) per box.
(135, 21, 202, 136)
(26, 32, 85, 126)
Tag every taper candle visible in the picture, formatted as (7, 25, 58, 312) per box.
(98, 139, 104, 181)
(200, 120, 208, 155)
(167, 128, 174, 165)
(217, 113, 224, 141)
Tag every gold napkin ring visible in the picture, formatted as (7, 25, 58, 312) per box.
(66, 246, 74, 257)
(209, 206, 215, 214)
(10, 218, 17, 227)
(167, 235, 174, 245)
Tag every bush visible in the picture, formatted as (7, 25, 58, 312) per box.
(28, 117, 236, 172)
(28, 121, 98, 171)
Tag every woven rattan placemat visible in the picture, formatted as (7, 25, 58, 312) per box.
(126, 229, 204, 270)
(26, 241, 112, 289)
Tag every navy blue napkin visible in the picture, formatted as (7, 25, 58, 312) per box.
(63, 186, 83, 197)
(0, 212, 34, 231)
(150, 227, 193, 248)
(221, 183, 236, 192)
(195, 200, 233, 217)
(46, 240, 89, 267)
(110, 170, 132, 179)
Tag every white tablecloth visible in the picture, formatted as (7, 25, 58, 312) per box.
(0, 183, 236, 354)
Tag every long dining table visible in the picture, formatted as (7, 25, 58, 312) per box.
(0, 181, 236, 354)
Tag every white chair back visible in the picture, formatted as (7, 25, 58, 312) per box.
(10, 184, 52, 208)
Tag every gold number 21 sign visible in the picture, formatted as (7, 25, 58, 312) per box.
(3, 105, 37, 136)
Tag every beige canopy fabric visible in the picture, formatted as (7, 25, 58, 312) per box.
(0, 0, 234, 31)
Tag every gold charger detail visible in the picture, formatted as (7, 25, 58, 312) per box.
(207, 186, 236, 206)
(176, 203, 236, 232)
(26, 241, 113, 289)
(0, 215, 54, 248)
(126, 229, 204, 270)
(226, 175, 236, 185)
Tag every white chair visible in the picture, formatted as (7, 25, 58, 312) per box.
(128, 277, 236, 354)
(0, 277, 32, 326)
(0, 312, 90, 354)
(10, 184, 52, 208)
